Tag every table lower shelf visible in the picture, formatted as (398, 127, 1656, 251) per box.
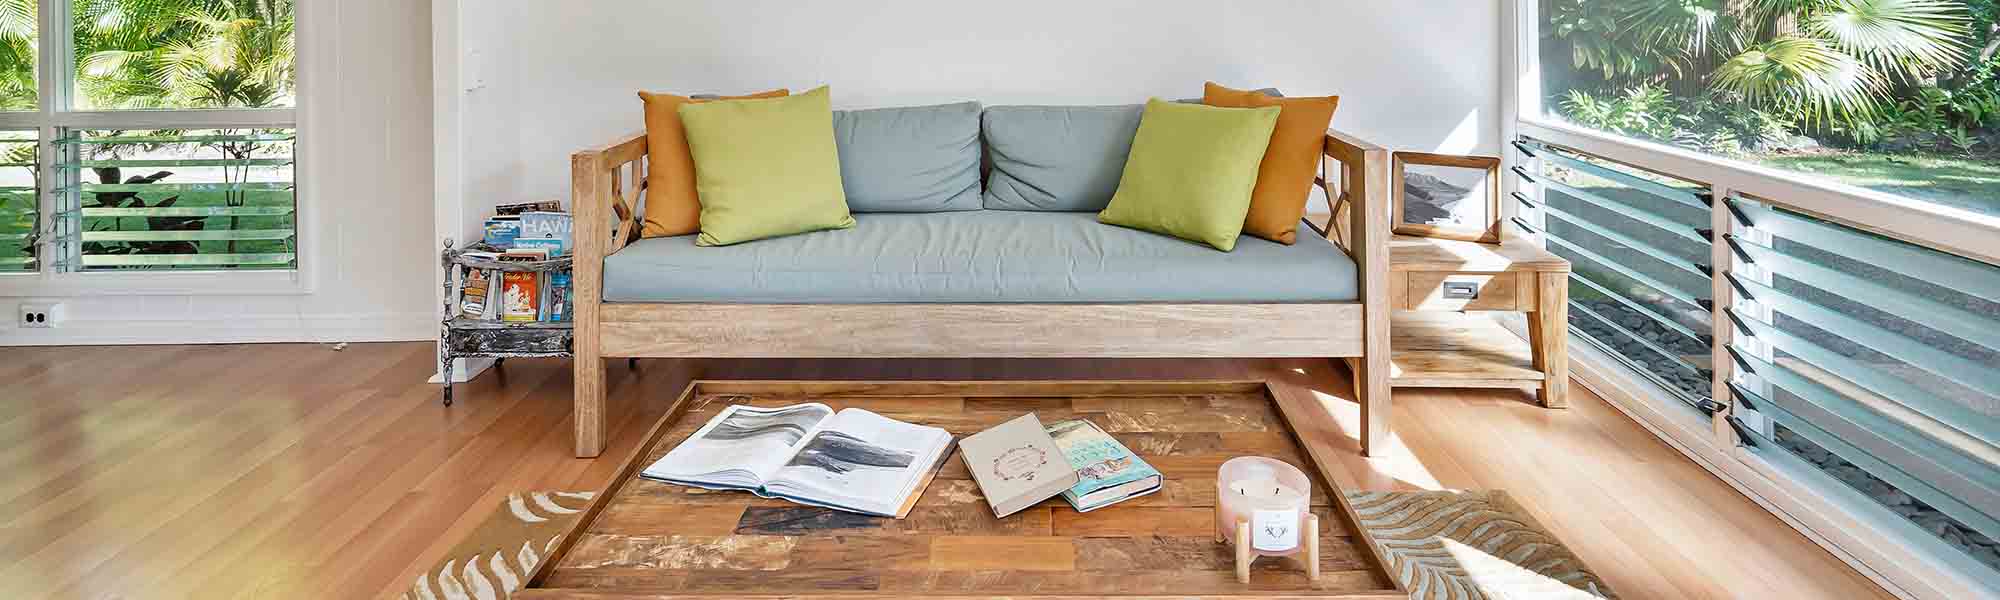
(1391, 311, 1544, 389)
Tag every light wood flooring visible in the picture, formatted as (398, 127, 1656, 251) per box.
(1, 342, 1892, 599)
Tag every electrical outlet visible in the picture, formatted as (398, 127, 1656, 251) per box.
(18, 303, 61, 329)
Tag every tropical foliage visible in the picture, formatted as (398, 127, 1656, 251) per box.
(1544, 0, 2000, 159)
(0, 0, 295, 110)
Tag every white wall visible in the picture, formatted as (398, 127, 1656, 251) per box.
(450, 0, 1504, 214)
(2, 0, 437, 346)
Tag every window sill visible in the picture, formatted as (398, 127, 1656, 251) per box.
(0, 269, 312, 298)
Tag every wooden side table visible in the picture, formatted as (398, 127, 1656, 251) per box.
(1388, 234, 1573, 407)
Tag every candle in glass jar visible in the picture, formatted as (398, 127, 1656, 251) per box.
(1215, 457, 1312, 555)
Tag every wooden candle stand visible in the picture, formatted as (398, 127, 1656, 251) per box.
(1223, 513, 1321, 584)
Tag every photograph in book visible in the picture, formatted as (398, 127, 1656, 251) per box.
(641, 404, 952, 517)
(761, 408, 949, 516)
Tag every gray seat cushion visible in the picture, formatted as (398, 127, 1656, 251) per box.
(833, 101, 983, 212)
(981, 105, 1143, 212)
(603, 211, 1357, 304)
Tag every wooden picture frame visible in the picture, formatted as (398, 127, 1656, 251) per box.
(1392, 151, 1503, 244)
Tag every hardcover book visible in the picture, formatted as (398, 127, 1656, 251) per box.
(500, 271, 539, 323)
(458, 268, 493, 319)
(518, 212, 573, 246)
(547, 272, 573, 322)
(495, 200, 562, 216)
(1047, 419, 1163, 512)
(958, 413, 1080, 518)
(483, 217, 521, 248)
(513, 237, 566, 256)
(642, 403, 955, 518)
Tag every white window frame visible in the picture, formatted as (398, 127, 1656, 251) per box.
(1505, 2, 2000, 599)
(0, 0, 325, 297)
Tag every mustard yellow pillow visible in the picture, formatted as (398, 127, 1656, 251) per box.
(636, 88, 789, 238)
(1203, 83, 1340, 245)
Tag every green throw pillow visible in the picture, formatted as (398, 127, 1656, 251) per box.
(1098, 98, 1280, 251)
(679, 86, 855, 246)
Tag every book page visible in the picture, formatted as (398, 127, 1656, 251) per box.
(763, 408, 950, 515)
(642, 403, 834, 486)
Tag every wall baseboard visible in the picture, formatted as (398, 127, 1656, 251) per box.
(428, 357, 497, 384)
(0, 311, 434, 346)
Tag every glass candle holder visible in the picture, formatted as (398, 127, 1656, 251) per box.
(1215, 456, 1312, 556)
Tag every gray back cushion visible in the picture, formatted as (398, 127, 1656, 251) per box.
(1172, 87, 1283, 103)
(981, 105, 1145, 212)
(832, 101, 983, 212)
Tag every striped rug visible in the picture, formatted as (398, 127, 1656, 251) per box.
(400, 491, 593, 600)
(1346, 490, 1616, 599)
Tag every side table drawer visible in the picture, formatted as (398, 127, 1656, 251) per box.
(447, 327, 573, 356)
(1403, 272, 1532, 311)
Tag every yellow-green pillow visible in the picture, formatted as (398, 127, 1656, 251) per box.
(1098, 99, 1280, 251)
(678, 86, 855, 246)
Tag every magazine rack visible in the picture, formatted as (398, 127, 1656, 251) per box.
(437, 239, 578, 406)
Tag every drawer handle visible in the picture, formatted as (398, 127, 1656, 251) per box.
(1442, 281, 1481, 300)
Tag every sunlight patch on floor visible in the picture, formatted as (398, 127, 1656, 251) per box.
(1308, 387, 1443, 491)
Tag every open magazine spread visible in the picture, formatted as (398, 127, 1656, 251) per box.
(641, 403, 953, 517)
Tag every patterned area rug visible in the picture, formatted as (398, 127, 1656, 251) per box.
(1346, 490, 1617, 599)
(410, 489, 1609, 599)
(399, 491, 594, 600)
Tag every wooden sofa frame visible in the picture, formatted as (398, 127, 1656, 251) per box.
(568, 129, 1394, 459)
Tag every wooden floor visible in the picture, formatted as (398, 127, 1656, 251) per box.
(1, 342, 1892, 600)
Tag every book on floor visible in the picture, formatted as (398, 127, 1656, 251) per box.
(957, 413, 1079, 518)
(641, 404, 954, 518)
(1047, 418, 1163, 512)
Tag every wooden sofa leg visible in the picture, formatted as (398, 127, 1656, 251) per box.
(1357, 354, 1392, 457)
(575, 356, 606, 458)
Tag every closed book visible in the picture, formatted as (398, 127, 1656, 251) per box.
(1047, 419, 1162, 512)
(458, 269, 492, 319)
(958, 413, 1079, 518)
(514, 237, 566, 256)
(500, 271, 539, 323)
(484, 217, 521, 248)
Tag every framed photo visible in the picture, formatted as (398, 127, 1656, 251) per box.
(1392, 152, 1503, 244)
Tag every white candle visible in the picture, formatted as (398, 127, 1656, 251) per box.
(1215, 457, 1313, 556)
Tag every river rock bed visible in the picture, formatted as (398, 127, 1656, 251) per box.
(1773, 427, 2000, 573)
(1570, 298, 1714, 399)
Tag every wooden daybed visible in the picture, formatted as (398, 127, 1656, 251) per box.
(566, 128, 1394, 459)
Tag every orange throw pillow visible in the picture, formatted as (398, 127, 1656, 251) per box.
(1202, 82, 1339, 245)
(636, 88, 790, 238)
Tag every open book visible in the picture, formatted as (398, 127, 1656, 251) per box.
(641, 403, 954, 517)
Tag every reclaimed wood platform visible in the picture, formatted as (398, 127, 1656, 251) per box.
(518, 380, 1406, 599)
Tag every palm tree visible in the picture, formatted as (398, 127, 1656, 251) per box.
(74, 0, 294, 110)
(0, 0, 37, 111)
(1547, 0, 1973, 125)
